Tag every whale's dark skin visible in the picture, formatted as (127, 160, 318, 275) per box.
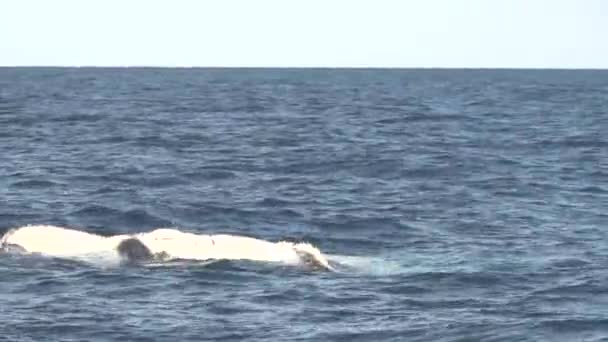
(116, 237, 170, 263)
(117, 238, 154, 262)
(0, 243, 27, 254)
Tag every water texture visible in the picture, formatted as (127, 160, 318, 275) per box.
(1, 68, 607, 341)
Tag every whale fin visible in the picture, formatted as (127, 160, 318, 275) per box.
(117, 238, 154, 263)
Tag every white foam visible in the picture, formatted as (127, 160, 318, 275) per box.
(328, 254, 404, 275)
(0, 225, 332, 269)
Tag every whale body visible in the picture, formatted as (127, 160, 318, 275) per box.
(0, 225, 333, 270)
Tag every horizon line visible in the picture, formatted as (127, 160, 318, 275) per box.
(1, 65, 607, 71)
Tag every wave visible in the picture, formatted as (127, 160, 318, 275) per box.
(0, 225, 333, 270)
(327, 254, 405, 276)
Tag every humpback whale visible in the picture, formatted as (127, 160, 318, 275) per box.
(0, 225, 333, 270)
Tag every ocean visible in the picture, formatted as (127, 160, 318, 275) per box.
(0, 68, 607, 341)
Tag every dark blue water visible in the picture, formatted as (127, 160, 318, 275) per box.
(1, 68, 607, 341)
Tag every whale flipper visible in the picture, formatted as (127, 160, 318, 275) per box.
(117, 238, 153, 263)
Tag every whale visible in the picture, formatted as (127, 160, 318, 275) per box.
(0, 225, 333, 270)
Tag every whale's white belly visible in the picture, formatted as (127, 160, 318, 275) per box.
(1, 225, 128, 257)
(1, 225, 332, 270)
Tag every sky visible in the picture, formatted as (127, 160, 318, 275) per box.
(0, 0, 606, 68)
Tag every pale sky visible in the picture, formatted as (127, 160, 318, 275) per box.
(1, 0, 606, 68)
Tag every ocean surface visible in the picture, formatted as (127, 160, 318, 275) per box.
(1, 67, 607, 341)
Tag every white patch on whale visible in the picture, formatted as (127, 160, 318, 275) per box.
(0, 225, 333, 270)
